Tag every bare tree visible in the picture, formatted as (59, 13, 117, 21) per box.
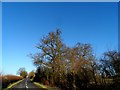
(30, 29, 109, 89)
(31, 29, 68, 86)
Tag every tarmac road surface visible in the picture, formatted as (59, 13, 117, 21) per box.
(9, 78, 47, 90)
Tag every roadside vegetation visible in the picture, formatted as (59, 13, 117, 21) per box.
(29, 29, 120, 89)
(6, 79, 23, 89)
(1, 29, 119, 89)
(0, 74, 23, 89)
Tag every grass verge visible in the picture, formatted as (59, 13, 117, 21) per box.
(33, 82, 47, 89)
(33, 82, 60, 90)
(4, 79, 24, 90)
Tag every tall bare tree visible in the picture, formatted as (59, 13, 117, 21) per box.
(31, 29, 68, 85)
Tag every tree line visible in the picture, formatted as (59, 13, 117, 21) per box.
(29, 29, 119, 89)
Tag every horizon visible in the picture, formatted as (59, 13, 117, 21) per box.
(2, 2, 118, 75)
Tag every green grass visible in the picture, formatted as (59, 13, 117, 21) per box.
(3, 79, 24, 90)
(33, 82, 47, 89)
(33, 82, 60, 90)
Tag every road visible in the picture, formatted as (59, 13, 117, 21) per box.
(9, 78, 47, 90)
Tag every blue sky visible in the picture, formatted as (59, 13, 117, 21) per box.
(2, 0, 120, 2)
(2, 2, 118, 75)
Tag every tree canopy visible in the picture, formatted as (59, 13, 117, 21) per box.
(30, 29, 120, 89)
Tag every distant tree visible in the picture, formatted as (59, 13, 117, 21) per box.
(104, 51, 120, 76)
(17, 68, 27, 78)
(103, 51, 120, 85)
(97, 50, 120, 87)
(28, 70, 35, 79)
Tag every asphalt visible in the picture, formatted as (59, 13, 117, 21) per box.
(8, 78, 47, 90)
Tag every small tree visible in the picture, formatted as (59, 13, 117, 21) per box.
(17, 68, 27, 78)
(28, 70, 35, 79)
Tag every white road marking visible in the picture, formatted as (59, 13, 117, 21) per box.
(26, 85, 28, 88)
(25, 81, 28, 88)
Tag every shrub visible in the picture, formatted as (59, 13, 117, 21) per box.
(1, 75, 23, 89)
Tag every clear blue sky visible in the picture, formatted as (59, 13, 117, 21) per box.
(2, 2, 118, 75)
